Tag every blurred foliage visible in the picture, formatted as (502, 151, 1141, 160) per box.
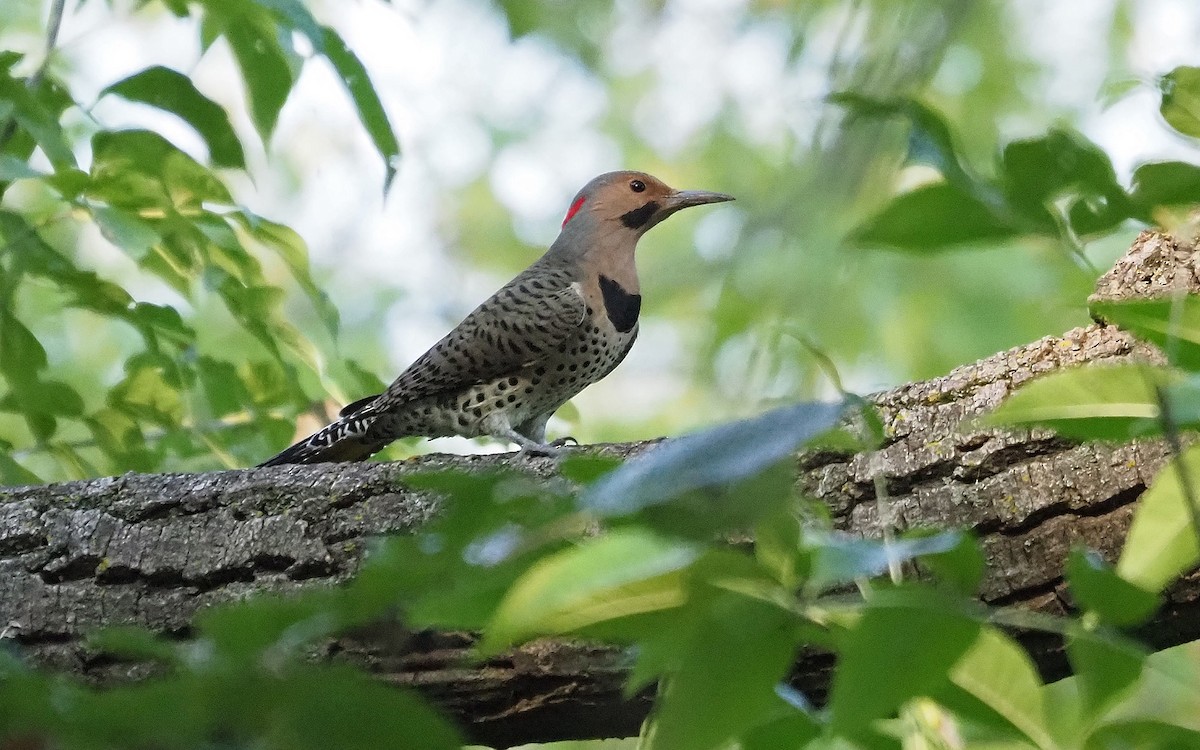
(7, 384, 1200, 748)
(2, 0, 1199, 480)
(0, 0, 1171, 480)
(0, 0, 395, 481)
(6, 1, 1200, 745)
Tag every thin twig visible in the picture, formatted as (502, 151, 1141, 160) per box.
(784, 328, 900, 583)
(0, 0, 69, 152)
(872, 453, 902, 584)
(790, 332, 846, 396)
(33, 0, 67, 88)
(1049, 199, 1099, 276)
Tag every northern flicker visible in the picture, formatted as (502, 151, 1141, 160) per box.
(259, 171, 733, 466)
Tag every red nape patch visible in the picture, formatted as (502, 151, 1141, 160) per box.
(562, 195, 586, 227)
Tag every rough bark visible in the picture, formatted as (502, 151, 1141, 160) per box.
(2, 230, 1198, 748)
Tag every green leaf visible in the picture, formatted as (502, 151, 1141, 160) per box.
(353, 470, 577, 631)
(129, 302, 196, 348)
(91, 205, 161, 261)
(22, 411, 57, 442)
(2, 379, 85, 417)
(0, 452, 41, 485)
(89, 129, 233, 209)
(643, 461, 796, 541)
(210, 417, 296, 465)
(1117, 444, 1200, 592)
(0, 66, 75, 169)
(582, 401, 844, 516)
(212, 272, 303, 366)
(496, 0, 541, 37)
(621, 550, 791, 694)
(342, 358, 388, 397)
(491, 1, 609, 67)
(196, 356, 252, 418)
(1065, 547, 1159, 627)
(1, 211, 61, 273)
(195, 592, 335, 660)
(220, 10, 296, 143)
(66, 276, 135, 318)
(944, 627, 1058, 749)
(829, 588, 980, 735)
(42, 167, 89, 199)
(1160, 66, 1200, 138)
(739, 703, 820, 750)
(1149, 375, 1200, 433)
(982, 362, 1175, 440)
(231, 210, 339, 335)
(852, 182, 1018, 251)
(0, 651, 79, 737)
(754, 511, 805, 590)
(266, 666, 462, 750)
(827, 94, 974, 190)
(241, 358, 301, 407)
(1099, 76, 1142, 108)
(85, 407, 157, 472)
(140, 238, 196, 294)
(805, 529, 977, 593)
(198, 9, 221, 50)
(645, 595, 800, 750)
(1128, 161, 1200, 220)
(1087, 640, 1200, 736)
(251, 0, 325, 52)
(320, 26, 400, 190)
(0, 309, 47, 385)
(899, 102, 969, 183)
(87, 626, 179, 663)
(1000, 128, 1128, 236)
(1065, 629, 1145, 720)
(203, 211, 267, 284)
(910, 529, 985, 595)
(0, 209, 142, 322)
(102, 66, 246, 169)
(109, 361, 184, 424)
(71, 678, 206, 748)
(1092, 296, 1200, 371)
(482, 528, 699, 653)
(0, 153, 43, 180)
(1092, 724, 1200, 747)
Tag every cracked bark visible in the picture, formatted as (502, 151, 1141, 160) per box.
(3, 230, 1200, 748)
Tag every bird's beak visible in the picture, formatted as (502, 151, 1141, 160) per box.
(665, 189, 736, 211)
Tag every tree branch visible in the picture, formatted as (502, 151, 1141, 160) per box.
(2, 230, 1197, 748)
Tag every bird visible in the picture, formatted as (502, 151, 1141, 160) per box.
(259, 170, 733, 466)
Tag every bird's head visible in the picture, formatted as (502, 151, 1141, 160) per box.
(557, 171, 733, 244)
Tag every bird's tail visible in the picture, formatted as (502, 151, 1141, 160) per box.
(258, 398, 383, 467)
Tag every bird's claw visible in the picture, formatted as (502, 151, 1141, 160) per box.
(513, 435, 580, 460)
(519, 443, 563, 459)
(517, 437, 580, 460)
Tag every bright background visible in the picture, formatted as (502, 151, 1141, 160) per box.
(2, 0, 1199, 469)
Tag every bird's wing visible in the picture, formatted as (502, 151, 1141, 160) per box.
(371, 267, 587, 409)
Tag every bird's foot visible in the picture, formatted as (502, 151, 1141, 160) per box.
(518, 436, 580, 459)
(497, 428, 566, 459)
(518, 443, 563, 459)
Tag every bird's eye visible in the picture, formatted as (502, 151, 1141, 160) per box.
(630, 179, 646, 193)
